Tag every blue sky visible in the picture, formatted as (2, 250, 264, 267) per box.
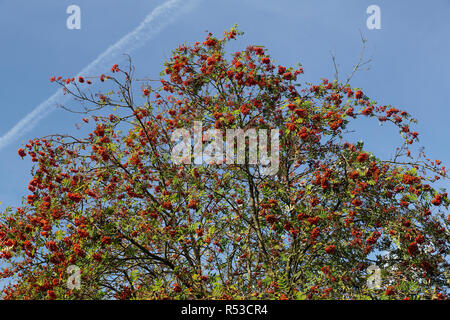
(0, 0, 449, 210)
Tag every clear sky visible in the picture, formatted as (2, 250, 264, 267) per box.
(0, 0, 449, 211)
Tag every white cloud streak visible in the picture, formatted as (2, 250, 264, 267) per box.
(0, 0, 201, 151)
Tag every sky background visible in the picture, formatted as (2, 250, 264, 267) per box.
(0, 0, 449, 216)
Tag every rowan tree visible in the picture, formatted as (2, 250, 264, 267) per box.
(1, 27, 449, 300)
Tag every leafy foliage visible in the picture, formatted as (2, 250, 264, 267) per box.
(1, 27, 449, 300)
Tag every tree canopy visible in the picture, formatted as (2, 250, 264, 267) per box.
(1, 27, 449, 300)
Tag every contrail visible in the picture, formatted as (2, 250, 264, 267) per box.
(0, 0, 201, 151)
